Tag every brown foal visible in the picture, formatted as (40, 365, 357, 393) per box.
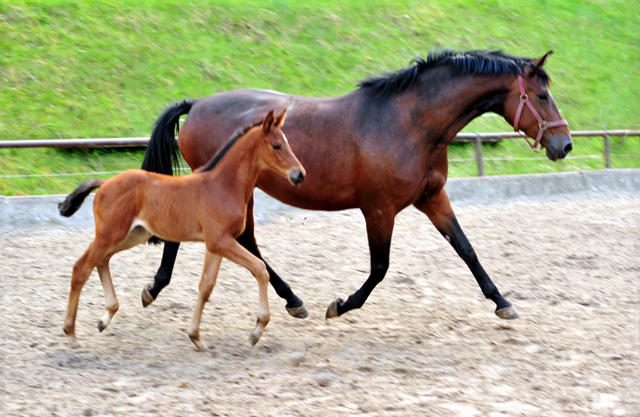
(59, 109, 305, 350)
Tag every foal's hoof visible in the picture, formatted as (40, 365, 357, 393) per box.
(495, 305, 520, 320)
(325, 298, 344, 319)
(141, 284, 155, 308)
(249, 334, 260, 346)
(189, 335, 210, 352)
(286, 304, 309, 319)
(97, 320, 107, 333)
(66, 335, 80, 349)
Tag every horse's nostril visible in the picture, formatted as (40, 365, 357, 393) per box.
(564, 142, 573, 154)
(297, 171, 305, 183)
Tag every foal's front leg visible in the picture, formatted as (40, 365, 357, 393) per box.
(414, 189, 519, 319)
(187, 251, 222, 351)
(212, 236, 270, 346)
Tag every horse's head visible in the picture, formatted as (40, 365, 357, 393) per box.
(258, 109, 306, 186)
(504, 51, 573, 161)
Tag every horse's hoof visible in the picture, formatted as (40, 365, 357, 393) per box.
(495, 305, 520, 320)
(249, 334, 260, 346)
(325, 298, 344, 319)
(97, 320, 107, 333)
(141, 284, 155, 308)
(286, 304, 309, 319)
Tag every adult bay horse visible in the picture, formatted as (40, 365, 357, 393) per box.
(59, 110, 305, 350)
(141, 49, 572, 321)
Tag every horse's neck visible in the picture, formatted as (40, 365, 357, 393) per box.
(206, 134, 262, 204)
(418, 72, 512, 142)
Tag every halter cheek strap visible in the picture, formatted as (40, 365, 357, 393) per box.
(513, 74, 569, 152)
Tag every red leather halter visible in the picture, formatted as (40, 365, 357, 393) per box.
(513, 74, 569, 152)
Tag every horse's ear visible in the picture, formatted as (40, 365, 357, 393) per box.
(533, 50, 553, 68)
(262, 110, 275, 133)
(275, 108, 287, 128)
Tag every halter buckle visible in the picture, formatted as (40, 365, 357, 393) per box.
(520, 94, 528, 101)
(538, 120, 548, 130)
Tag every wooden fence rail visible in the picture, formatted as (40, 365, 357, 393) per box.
(1, 130, 638, 177)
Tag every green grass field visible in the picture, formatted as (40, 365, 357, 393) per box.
(1, 0, 638, 195)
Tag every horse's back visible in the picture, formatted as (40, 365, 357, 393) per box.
(177, 88, 426, 212)
(179, 89, 350, 168)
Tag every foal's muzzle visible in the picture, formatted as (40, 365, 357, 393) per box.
(289, 168, 305, 186)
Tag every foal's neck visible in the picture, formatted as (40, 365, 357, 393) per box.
(206, 131, 263, 204)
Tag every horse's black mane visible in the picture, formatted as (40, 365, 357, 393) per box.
(358, 49, 549, 99)
(197, 120, 262, 173)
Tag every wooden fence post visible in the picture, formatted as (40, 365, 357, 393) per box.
(475, 135, 484, 177)
(604, 135, 611, 169)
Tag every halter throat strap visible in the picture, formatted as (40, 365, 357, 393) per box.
(513, 74, 568, 152)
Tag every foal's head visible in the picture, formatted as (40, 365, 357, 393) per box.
(503, 51, 573, 161)
(256, 109, 306, 186)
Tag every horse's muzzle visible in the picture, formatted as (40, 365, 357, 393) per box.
(546, 134, 573, 161)
(289, 168, 306, 186)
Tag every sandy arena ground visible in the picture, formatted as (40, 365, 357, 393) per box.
(1, 195, 638, 416)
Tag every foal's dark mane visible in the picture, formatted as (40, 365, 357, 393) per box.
(358, 49, 549, 99)
(197, 120, 262, 173)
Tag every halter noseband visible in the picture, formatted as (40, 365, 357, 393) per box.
(513, 74, 569, 152)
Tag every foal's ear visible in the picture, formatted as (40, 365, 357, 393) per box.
(275, 108, 287, 128)
(533, 50, 553, 68)
(262, 110, 276, 133)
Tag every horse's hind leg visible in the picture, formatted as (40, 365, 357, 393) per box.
(326, 206, 395, 318)
(414, 189, 518, 319)
(237, 195, 307, 318)
(141, 241, 180, 307)
(187, 251, 222, 351)
(212, 236, 270, 346)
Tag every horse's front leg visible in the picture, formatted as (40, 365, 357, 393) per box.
(414, 189, 519, 319)
(141, 240, 180, 307)
(326, 206, 395, 318)
(236, 194, 308, 318)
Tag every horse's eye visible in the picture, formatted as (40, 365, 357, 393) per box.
(272, 144, 281, 151)
(537, 93, 549, 102)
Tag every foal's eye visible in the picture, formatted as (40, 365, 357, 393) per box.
(272, 144, 281, 151)
(537, 93, 549, 102)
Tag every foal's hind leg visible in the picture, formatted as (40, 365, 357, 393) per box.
(212, 236, 270, 346)
(64, 241, 110, 348)
(96, 258, 119, 333)
(414, 189, 519, 319)
(97, 226, 152, 332)
(187, 251, 222, 351)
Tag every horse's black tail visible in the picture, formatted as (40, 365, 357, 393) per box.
(141, 99, 196, 175)
(58, 179, 105, 217)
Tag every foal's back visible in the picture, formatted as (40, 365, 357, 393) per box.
(93, 169, 215, 244)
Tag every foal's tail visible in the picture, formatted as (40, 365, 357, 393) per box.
(58, 179, 105, 217)
(141, 99, 196, 176)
